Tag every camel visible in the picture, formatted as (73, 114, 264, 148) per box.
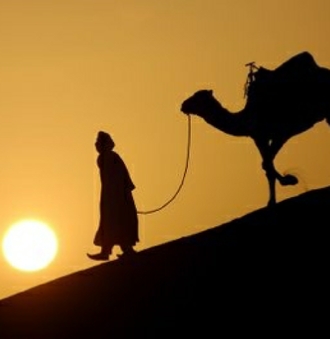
(181, 52, 330, 206)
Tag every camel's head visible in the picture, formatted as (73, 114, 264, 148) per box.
(181, 90, 214, 116)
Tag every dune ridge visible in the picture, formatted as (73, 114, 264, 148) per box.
(0, 186, 328, 337)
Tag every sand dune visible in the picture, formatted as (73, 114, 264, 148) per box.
(0, 187, 328, 337)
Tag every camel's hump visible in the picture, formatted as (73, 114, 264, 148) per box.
(275, 51, 317, 72)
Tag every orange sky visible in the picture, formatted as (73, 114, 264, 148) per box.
(1, 0, 330, 299)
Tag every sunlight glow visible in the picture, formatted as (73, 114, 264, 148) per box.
(2, 220, 58, 272)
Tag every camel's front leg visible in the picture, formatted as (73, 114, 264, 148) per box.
(254, 139, 280, 206)
(264, 162, 277, 206)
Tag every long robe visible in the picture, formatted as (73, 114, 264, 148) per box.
(93, 148, 139, 249)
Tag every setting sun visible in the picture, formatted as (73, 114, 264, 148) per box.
(2, 220, 58, 272)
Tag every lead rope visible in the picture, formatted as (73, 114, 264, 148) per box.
(137, 114, 192, 215)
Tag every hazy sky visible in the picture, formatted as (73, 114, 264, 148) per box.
(1, 0, 330, 299)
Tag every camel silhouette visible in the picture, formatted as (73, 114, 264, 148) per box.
(181, 52, 330, 206)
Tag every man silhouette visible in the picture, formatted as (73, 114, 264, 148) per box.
(87, 131, 139, 260)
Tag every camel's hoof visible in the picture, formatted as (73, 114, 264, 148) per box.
(267, 200, 276, 208)
(282, 174, 299, 186)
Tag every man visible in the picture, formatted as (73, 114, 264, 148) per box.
(87, 131, 139, 260)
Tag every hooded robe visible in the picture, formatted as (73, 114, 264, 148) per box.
(93, 147, 139, 249)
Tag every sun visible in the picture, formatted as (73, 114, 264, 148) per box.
(2, 219, 58, 272)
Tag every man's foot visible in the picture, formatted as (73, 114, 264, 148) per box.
(117, 250, 136, 260)
(87, 252, 109, 261)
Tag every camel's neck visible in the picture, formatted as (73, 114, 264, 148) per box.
(201, 101, 250, 137)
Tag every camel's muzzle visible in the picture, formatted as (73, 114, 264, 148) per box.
(181, 102, 190, 114)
